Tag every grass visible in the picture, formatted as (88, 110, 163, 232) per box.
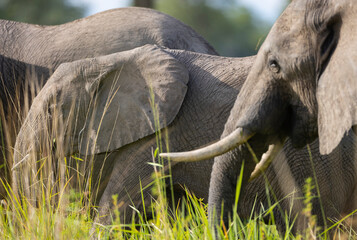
(0, 168, 282, 239)
(0, 65, 356, 240)
(1, 147, 356, 239)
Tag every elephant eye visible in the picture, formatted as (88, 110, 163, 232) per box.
(269, 59, 280, 73)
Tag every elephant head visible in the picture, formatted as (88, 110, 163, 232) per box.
(12, 44, 190, 200)
(161, 0, 357, 227)
(226, 0, 357, 154)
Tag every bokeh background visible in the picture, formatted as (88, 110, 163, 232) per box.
(0, 0, 289, 57)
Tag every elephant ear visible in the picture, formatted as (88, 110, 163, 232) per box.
(79, 45, 189, 155)
(317, 8, 357, 154)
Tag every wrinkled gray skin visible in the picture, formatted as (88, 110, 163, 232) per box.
(206, 0, 357, 235)
(0, 7, 217, 199)
(13, 45, 253, 225)
(14, 45, 357, 236)
(242, 133, 357, 235)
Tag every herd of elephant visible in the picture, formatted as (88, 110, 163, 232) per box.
(0, 0, 356, 237)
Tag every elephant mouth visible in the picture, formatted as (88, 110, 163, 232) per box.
(159, 102, 316, 179)
(285, 104, 318, 148)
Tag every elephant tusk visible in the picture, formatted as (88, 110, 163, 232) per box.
(249, 141, 284, 182)
(159, 128, 254, 162)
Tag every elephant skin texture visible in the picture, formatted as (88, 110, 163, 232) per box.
(13, 45, 253, 225)
(14, 44, 357, 237)
(161, 0, 357, 236)
(0, 7, 217, 199)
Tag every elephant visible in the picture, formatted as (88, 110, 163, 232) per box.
(12, 44, 254, 225)
(14, 44, 357, 237)
(0, 7, 217, 199)
(161, 0, 357, 236)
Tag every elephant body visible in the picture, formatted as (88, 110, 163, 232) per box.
(0, 7, 216, 115)
(86, 50, 255, 224)
(0, 7, 216, 69)
(12, 45, 253, 224)
(0, 7, 217, 198)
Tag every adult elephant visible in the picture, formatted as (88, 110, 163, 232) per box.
(0, 7, 217, 199)
(13, 45, 357, 236)
(161, 0, 357, 235)
(12, 45, 254, 225)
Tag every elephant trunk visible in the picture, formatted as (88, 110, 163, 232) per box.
(208, 135, 270, 228)
(206, 80, 288, 227)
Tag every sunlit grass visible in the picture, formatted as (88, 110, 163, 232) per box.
(0, 174, 280, 239)
(1, 148, 357, 239)
(0, 64, 355, 240)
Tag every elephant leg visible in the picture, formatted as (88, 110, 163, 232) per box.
(92, 140, 214, 225)
(170, 160, 213, 202)
(341, 185, 357, 234)
(92, 135, 167, 225)
(292, 136, 357, 235)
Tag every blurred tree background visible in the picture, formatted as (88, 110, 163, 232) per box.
(0, 0, 86, 25)
(155, 0, 269, 56)
(133, 0, 288, 56)
(0, 0, 288, 57)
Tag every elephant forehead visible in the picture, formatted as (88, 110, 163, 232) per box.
(262, 5, 312, 61)
(273, 0, 306, 32)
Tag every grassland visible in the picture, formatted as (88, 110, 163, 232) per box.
(0, 76, 355, 240)
(1, 149, 356, 239)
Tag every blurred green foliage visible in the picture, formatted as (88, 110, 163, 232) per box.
(0, 0, 85, 25)
(0, 0, 288, 57)
(155, 0, 271, 56)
